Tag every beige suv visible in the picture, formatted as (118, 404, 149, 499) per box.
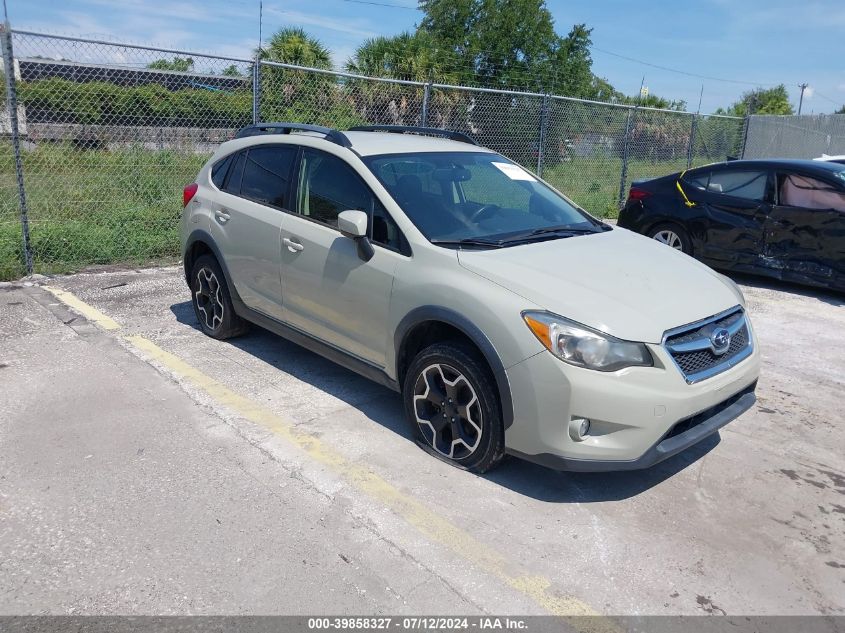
(181, 123, 760, 473)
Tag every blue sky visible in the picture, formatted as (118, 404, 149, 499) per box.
(8, 0, 845, 114)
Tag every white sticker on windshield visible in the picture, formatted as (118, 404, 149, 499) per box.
(491, 161, 537, 181)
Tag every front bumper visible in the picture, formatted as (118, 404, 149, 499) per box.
(507, 382, 756, 471)
(503, 330, 761, 471)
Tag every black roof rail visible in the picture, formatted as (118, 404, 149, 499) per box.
(348, 125, 478, 146)
(234, 122, 352, 148)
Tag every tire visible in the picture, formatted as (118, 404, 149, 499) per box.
(403, 341, 505, 473)
(649, 223, 692, 255)
(190, 254, 248, 340)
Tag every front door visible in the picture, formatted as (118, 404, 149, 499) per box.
(279, 148, 407, 368)
(765, 171, 845, 283)
(209, 145, 297, 320)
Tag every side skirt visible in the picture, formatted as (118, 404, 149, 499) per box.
(232, 298, 401, 393)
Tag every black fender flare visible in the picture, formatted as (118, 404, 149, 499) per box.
(394, 306, 514, 429)
(183, 229, 244, 306)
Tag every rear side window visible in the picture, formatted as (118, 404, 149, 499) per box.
(240, 146, 297, 209)
(685, 169, 768, 201)
(222, 151, 246, 195)
(211, 154, 233, 189)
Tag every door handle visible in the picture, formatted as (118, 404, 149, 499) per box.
(214, 209, 231, 224)
(283, 237, 304, 253)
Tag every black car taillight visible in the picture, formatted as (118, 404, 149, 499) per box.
(628, 186, 652, 201)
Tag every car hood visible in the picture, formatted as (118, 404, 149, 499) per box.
(457, 227, 743, 344)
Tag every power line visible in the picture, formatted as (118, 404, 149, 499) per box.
(590, 45, 776, 87)
(335, 0, 419, 9)
(813, 89, 842, 107)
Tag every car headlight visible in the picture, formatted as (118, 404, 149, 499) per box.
(522, 311, 652, 372)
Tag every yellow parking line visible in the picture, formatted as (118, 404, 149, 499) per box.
(127, 334, 606, 620)
(45, 285, 611, 623)
(43, 285, 122, 330)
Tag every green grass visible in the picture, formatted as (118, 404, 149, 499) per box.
(1, 143, 206, 279)
(541, 156, 691, 219)
(0, 143, 714, 280)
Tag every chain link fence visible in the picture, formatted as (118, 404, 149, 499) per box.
(743, 114, 845, 159)
(2, 29, 254, 279)
(1, 28, 752, 280)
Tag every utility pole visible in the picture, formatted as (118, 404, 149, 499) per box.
(258, 0, 263, 53)
(797, 83, 808, 115)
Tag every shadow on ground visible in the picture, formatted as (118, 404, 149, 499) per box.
(172, 300, 719, 504)
(724, 272, 844, 307)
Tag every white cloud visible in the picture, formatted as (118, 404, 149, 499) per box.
(263, 7, 378, 39)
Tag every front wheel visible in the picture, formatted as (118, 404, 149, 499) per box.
(403, 342, 505, 473)
(650, 223, 692, 255)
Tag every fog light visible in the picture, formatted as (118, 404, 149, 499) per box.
(569, 417, 591, 442)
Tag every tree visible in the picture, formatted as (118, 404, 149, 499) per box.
(258, 27, 332, 69)
(550, 24, 594, 98)
(418, 0, 560, 90)
(835, 105, 845, 114)
(617, 93, 687, 111)
(257, 27, 360, 127)
(347, 31, 443, 82)
(221, 64, 241, 77)
(147, 57, 194, 72)
(718, 85, 794, 116)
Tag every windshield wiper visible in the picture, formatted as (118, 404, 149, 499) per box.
(430, 237, 507, 249)
(496, 225, 601, 243)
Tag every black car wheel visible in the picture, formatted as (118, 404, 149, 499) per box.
(650, 223, 692, 255)
(190, 254, 248, 340)
(403, 342, 505, 473)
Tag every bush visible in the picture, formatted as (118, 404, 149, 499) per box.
(18, 78, 252, 127)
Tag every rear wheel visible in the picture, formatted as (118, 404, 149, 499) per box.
(403, 342, 505, 473)
(190, 254, 248, 340)
(650, 223, 692, 255)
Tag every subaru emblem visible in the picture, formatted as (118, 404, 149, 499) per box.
(710, 328, 731, 354)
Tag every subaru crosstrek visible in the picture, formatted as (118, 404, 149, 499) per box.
(181, 123, 760, 473)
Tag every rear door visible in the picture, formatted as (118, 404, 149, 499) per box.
(209, 144, 297, 320)
(765, 171, 845, 283)
(680, 167, 773, 268)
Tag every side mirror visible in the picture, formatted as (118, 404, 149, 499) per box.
(338, 210, 368, 238)
(337, 209, 374, 262)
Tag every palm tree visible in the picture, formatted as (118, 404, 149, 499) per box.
(258, 27, 332, 70)
(257, 27, 338, 123)
(344, 31, 462, 126)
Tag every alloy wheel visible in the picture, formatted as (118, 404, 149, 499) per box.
(194, 267, 224, 330)
(653, 229, 683, 250)
(413, 363, 483, 460)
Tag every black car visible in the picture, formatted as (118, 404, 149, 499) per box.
(618, 159, 845, 291)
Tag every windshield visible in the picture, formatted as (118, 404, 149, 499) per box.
(364, 152, 603, 246)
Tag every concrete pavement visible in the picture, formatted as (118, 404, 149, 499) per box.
(0, 268, 843, 615)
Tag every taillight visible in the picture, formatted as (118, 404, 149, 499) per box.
(628, 187, 652, 201)
(183, 183, 199, 207)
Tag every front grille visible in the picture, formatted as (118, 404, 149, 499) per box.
(663, 307, 753, 383)
(672, 326, 749, 375)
